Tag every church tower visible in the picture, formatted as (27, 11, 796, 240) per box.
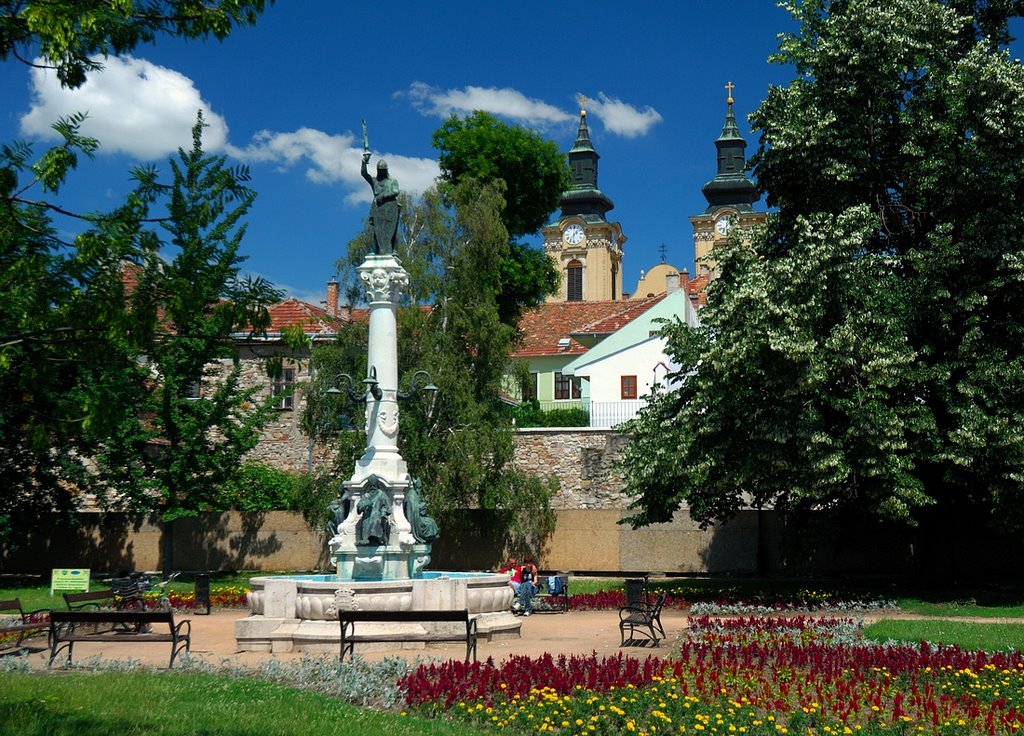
(689, 83, 765, 279)
(542, 98, 626, 302)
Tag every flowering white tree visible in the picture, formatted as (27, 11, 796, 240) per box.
(621, 0, 1024, 557)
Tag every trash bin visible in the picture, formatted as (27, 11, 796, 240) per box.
(625, 577, 647, 607)
(194, 573, 211, 615)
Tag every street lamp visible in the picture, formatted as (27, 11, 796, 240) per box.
(397, 370, 438, 400)
(326, 366, 382, 402)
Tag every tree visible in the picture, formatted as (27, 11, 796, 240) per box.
(621, 0, 1024, 556)
(1, 0, 272, 88)
(91, 114, 282, 522)
(310, 178, 557, 555)
(432, 111, 567, 323)
(0, 1, 273, 543)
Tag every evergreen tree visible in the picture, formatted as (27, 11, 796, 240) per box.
(0, 1, 273, 543)
(92, 115, 282, 520)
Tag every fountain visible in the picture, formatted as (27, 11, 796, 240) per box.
(236, 128, 519, 653)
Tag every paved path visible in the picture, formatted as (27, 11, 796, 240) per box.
(17, 608, 1021, 670)
(14, 608, 692, 670)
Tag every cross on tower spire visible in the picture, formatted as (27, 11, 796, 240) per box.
(725, 81, 735, 104)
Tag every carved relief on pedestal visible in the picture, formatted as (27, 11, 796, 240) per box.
(377, 405, 399, 437)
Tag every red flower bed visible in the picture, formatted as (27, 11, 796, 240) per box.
(401, 615, 1024, 734)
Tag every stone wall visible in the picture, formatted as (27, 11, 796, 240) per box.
(230, 345, 335, 474)
(514, 428, 632, 509)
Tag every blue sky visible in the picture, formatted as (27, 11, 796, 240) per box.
(1, 3, 1019, 307)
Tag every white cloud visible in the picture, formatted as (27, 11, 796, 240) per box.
(587, 93, 663, 138)
(229, 128, 439, 205)
(404, 82, 574, 127)
(20, 56, 228, 159)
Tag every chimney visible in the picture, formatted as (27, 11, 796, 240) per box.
(325, 279, 339, 317)
(666, 272, 680, 294)
(680, 268, 690, 293)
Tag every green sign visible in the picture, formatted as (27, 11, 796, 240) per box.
(51, 568, 90, 594)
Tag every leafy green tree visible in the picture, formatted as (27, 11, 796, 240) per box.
(433, 111, 569, 238)
(312, 178, 557, 554)
(432, 111, 567, 323)
(91, 115, 282, 522)
(0, 115, 109, 534)
(1, 0, 272, 88)
(621, 0, 1024, 556)
(0, 1, 273, 543)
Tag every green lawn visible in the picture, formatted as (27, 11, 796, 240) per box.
(1, 571, 259, 611)
(864, 619, 1024, 652)
(0, 672, 485, 736)
(897, 598, 1024, 618)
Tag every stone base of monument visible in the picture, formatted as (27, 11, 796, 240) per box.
(235, 572, 520, 653)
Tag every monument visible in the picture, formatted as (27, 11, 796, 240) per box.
(325, 122, 436, 581)
(235, 124, 516, 653)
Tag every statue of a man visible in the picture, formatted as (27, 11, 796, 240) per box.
(326, 495, 349, 538)
(405, 477, 440, 544)
(356, 475, 391, 546)
(361, 137, 400, 256)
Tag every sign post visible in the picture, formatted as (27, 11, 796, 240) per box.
(50, 568, 90, 595)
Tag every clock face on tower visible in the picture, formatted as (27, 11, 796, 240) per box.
(715, 215, 731, 236)
(563, 224, 585, 245)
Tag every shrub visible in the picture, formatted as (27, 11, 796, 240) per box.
(216, 462, 302, 511)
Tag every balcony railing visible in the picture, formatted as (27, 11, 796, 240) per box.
(521, 400, 647, 428)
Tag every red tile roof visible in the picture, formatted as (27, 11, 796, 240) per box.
(686, 273, 710, 308)
(512, 296, 666, 358)
(265, 297, 345, 335)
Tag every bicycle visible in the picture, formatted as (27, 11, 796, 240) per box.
(110, 572, 151, 611)
(153, 571, 181, 611)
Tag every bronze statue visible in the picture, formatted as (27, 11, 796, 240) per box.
(405, 477, 440, 543)
(356, 475, 391, 546)
(326, 496, 349, 538)
(361, 120, 400, 256)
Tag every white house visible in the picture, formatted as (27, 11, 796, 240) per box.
(561, 289, 700, 427)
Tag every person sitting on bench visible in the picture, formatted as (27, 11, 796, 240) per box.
(517, 556, 539, 617)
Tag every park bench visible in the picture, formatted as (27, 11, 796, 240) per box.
(618, 591, 668, 647)
(531, 574, 570, 613)
(48, 609, 191, 668)
(337, 609, 477, 663)
(63, 589, 118, 611)
(0, 598, 51, 650)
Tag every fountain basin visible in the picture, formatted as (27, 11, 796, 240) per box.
(236, 572, 520, 653)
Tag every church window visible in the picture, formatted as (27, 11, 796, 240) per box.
(566, 260, 583, 302)
(621, 375, 638, 400)
(272, 367, 296, 410)
(554, 372, 581, 400)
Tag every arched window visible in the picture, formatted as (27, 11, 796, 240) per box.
(566, 259, 583, 302)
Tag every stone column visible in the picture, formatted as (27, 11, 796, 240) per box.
(330, 254, 416, 579)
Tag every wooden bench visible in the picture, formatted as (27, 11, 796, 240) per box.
(63, 589, 118, 611)
(0, 598, 51, 650)
(532, 574, 570, 614)
(49, 609, 191, 668)
(337, 609, 477, 663)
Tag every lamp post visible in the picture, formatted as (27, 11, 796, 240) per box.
(397, 370, 438, 400)
(325, 366, 383, 403)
